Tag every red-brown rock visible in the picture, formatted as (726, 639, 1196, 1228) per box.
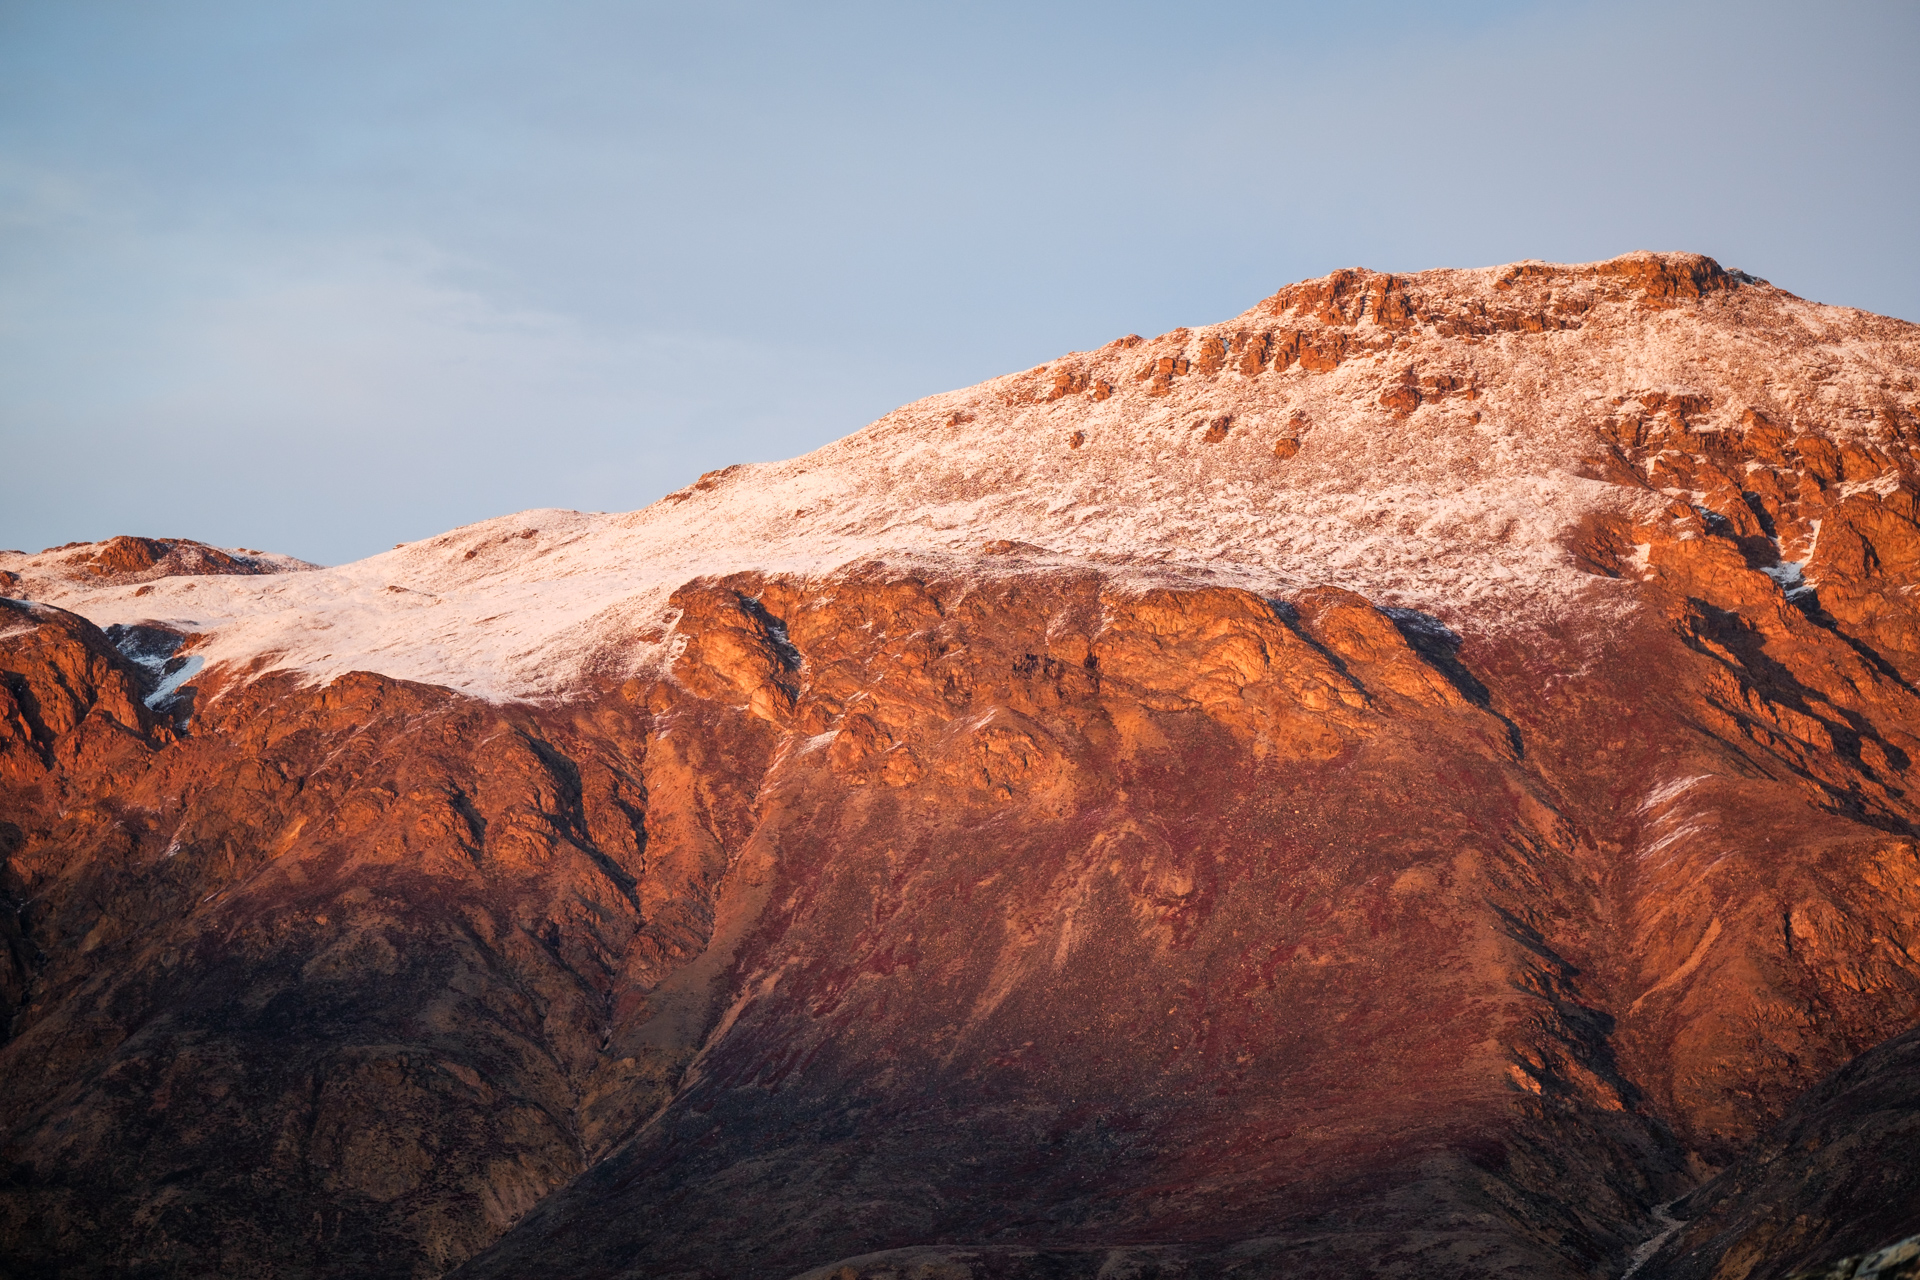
(4, 253, 1920, 1280)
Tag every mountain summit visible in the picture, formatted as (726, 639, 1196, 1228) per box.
(3, 254, 1919, 1279)
(14, 251, 1910, 702)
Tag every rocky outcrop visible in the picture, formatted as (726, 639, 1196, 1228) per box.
(0, 607, 726, 1274)
(1640, 1028, 1920, 1280)
(1789, 1235, 1920, 1280)
(11, 548, 1915, 1276)
(0, 535, 316, 602)
(2, 255, 1919, 1279)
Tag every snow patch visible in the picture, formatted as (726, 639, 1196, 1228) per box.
(1840, 471, 1904, 500)
(16, 264, 1916, 703)
(1637, 774, 1711, 813)
(1761, 561, 1808, 595)
(145, 655, 204, 711)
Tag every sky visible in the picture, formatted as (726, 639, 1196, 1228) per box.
(3, 0, 1917, 566)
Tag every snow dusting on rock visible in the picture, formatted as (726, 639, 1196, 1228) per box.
(12, 252, 1918, 702)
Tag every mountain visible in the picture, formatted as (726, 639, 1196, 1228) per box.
(2, 252, 1918, 1280)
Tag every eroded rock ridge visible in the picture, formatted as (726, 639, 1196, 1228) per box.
(2, 253, 1919, 1279)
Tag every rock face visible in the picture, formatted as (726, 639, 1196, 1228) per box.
(1647, 1028, 1920, 1280)
(0, 535, 316, 594)
(2, 254, 1919, 1279)
(1787, 1233, 1920, 1280)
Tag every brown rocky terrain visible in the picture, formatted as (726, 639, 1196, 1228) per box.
(2, 253, 1919, 1279)
(0, 535, 316, 595)
(1653, 1028, 1920, 1280)
(1786, 1231, 1920, 1280)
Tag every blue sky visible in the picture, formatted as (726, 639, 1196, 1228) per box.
(3, 0, 1916, 565)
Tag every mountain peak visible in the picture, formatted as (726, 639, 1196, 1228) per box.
(9, 254, 1916, 703)
(7, 255, 1920, 1280)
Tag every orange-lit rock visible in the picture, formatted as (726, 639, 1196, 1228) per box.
(3, 253, 1920, 1280)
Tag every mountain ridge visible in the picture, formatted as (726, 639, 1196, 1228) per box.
(9, 251, 1914, 705)
(2, 252, 1919, 1280)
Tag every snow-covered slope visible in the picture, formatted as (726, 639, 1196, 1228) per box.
(15, 253, 1919, 702)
